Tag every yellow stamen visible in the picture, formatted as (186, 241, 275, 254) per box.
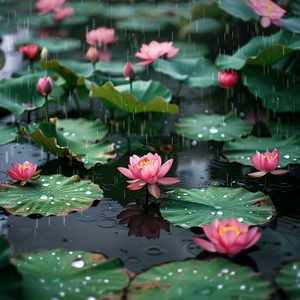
(263, 155, 274, 161)
(21, 164, 31, 169)
(139, 160, 154, 168)
(262, 1, 275, 16)
(218, 226, 241, 237)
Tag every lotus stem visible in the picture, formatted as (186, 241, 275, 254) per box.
(45, 94, 49, 122)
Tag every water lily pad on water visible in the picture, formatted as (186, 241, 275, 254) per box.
(160, 186, 273, 228)
(11, 249, 129, 300)
(175, 112, 252, 141)
(275, 259, 300, 299)
(0, 236, 22, 300)
(223, 135, 300, 167)
(128, 258, 273, 300)
(0, 174, 102, 216)
(0, 124, 17, 145)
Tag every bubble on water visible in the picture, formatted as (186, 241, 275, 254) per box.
(197, 134, 203, 138)
(42, 183, 50, 187)
(71, 197, 76, 201)
(217, 284, 223, 289)
(191, 140, 197, 146)
(283, 154, 290, 159)
(237, 217, 244, 222)
(220, 134, 225, 138)
(40, 195, 48, 200)
(240, 285, 246, 290)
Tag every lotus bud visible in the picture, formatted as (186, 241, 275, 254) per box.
(123, 61, 136, 80)
(37, 77, 53, 96)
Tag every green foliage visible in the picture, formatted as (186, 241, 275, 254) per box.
(12, 249, 129, 300)
(0, 174, 102, 216)
(0, 124, 17, 145)
(161, 187, 273, 228)
(223, 135, 300, 167)
(175, 112, 252, 141)
(128, 258, 273, 299)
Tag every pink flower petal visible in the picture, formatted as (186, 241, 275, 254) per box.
(147, 183, 161, 198)
(248, 171, 267, 178)
(192, 237, 217, 252)
(157, 177, 180, 185)
(269, 169, 289, 175)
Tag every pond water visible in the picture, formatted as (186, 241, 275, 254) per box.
(0, 0, 300, 299)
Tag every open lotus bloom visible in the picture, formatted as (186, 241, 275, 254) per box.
(248, 149, 289, 178)
(245, 0, 286, 28)
(86, 27, 118, 47)
(35, 0, 65, 14)
(118, 152, 180, 199)
(7, 161, 42, 186)
(193, 218, 262, 256)
(135, 41, 179, 66)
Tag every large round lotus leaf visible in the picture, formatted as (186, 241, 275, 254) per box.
(0, 74, 66, 115)
(55, 118, 108, 143)
(216, 29, 300, 70)
(218, 0, 258, 21)
(12, 249, 129, 300)
(175, 112, 252, 141)
(275, 260, 300, 299)
(0, 175, 102, 216)
(16, 37, 81, 53)
(89, 81, 179, 114)
(160, 186, 273, 228)
(153, 57, 219, 87)
(115, 80, 172, 102)
(223, 135, 300, 167)
(0, 124, 17, 145)
(0, 236, 22, 300)
(242, 65, 300, 113)
(128, 258, 273, 300)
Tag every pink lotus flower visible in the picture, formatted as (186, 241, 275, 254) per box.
(37, 77, 53, 96)
(118, 152, 180, 199)
(7, 161, 41, 186)
(86, 27, 118, 47)
(123, 61, 136, 80)
(135, 41, 179, 66)
(192, 218, 261, 255)
(248, 149, 289, 178)
(245, 0, 286, 28)
(52, 6, 74, 21)
(19, 44, 39, 60)
(35, 0, 65, 14)
(218, 70, 239, 88)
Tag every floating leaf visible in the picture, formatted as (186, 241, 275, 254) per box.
(160, 186, 273, 228)
(153, 57, 219, 87)
(12, 249, 129, 300)
(242, 65, 300, 113)
(216, 30, 300, 70)
(16, 37, 81, 53)
(128, 258, 273, 300)
(0, 174, 102, 216)
(175, 112, 252, 141)
(0, 236, 22, 300)
(0, 124, 17, 145)
(223, 135, 300, 167)
(90, 81, 179, 114)
(0, 75, 65, 115)
(275, 260, 300, 299)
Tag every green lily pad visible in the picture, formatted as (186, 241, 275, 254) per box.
(223, 135, 300, 167)
(0, 236, 22, 300)
(95, 61, 145, 76)
(218, 0, 259, 21)
(242, 65, 300, 113)
(0, 75, 64, 115)
(19, 121, 116, 168)
(115, 80, 172, 102)
(161, 186, 273, 228)
(89, 81, 179, 114)
(175, 112, 252, 141)
(16, 37, 81, 53)
(11, 249, 129, 300)
(0, 124, 17, 145)
(183, 18, 222, 34)
(128, 258, 273, 300)
(216, 30, 300, 70)
(153, 57, 219, 87)
(0, 174, 102, 216)
(275, 260, 300, 299)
